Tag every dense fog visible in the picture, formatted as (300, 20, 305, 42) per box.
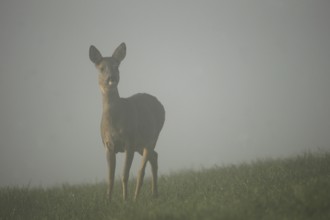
(1, 0, 329, 187)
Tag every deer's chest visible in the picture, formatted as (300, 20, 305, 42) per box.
(100, 110, 135, 148)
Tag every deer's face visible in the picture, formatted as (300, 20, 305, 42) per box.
(89, 43, 126, 93)
(97, 58, 120, 91)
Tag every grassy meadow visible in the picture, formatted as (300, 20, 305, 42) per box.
(1, 152, 330, 220)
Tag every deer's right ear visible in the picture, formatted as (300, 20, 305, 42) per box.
(89, 45, 103, 65)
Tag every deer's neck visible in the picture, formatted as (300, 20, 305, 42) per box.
(102, 88, 120, 112)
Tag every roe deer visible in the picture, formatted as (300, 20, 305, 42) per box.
(89, 43, 165, 201)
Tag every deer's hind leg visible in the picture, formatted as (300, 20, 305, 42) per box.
(149, 150, 158, 198)
(134, 148, 149, 200)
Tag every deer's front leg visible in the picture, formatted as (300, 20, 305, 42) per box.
(122, 149, 134, 200)
(106, 147, 116, 201)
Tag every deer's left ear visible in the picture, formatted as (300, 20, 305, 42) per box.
(112, 43, 126, 63)
(89, 45, 103, 65)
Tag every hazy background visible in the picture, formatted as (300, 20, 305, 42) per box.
(1, 0, 329, 187)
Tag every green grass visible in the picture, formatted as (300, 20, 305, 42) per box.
(1, 152, 330, 220)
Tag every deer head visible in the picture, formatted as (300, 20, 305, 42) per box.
(89, 43, 126, 94)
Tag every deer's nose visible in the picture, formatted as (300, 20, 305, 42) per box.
(109, 75, 116, 82)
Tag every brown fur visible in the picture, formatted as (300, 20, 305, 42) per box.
(89, 43, 165, 201)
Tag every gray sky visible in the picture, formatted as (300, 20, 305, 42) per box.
(1, 0, 329, 187)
